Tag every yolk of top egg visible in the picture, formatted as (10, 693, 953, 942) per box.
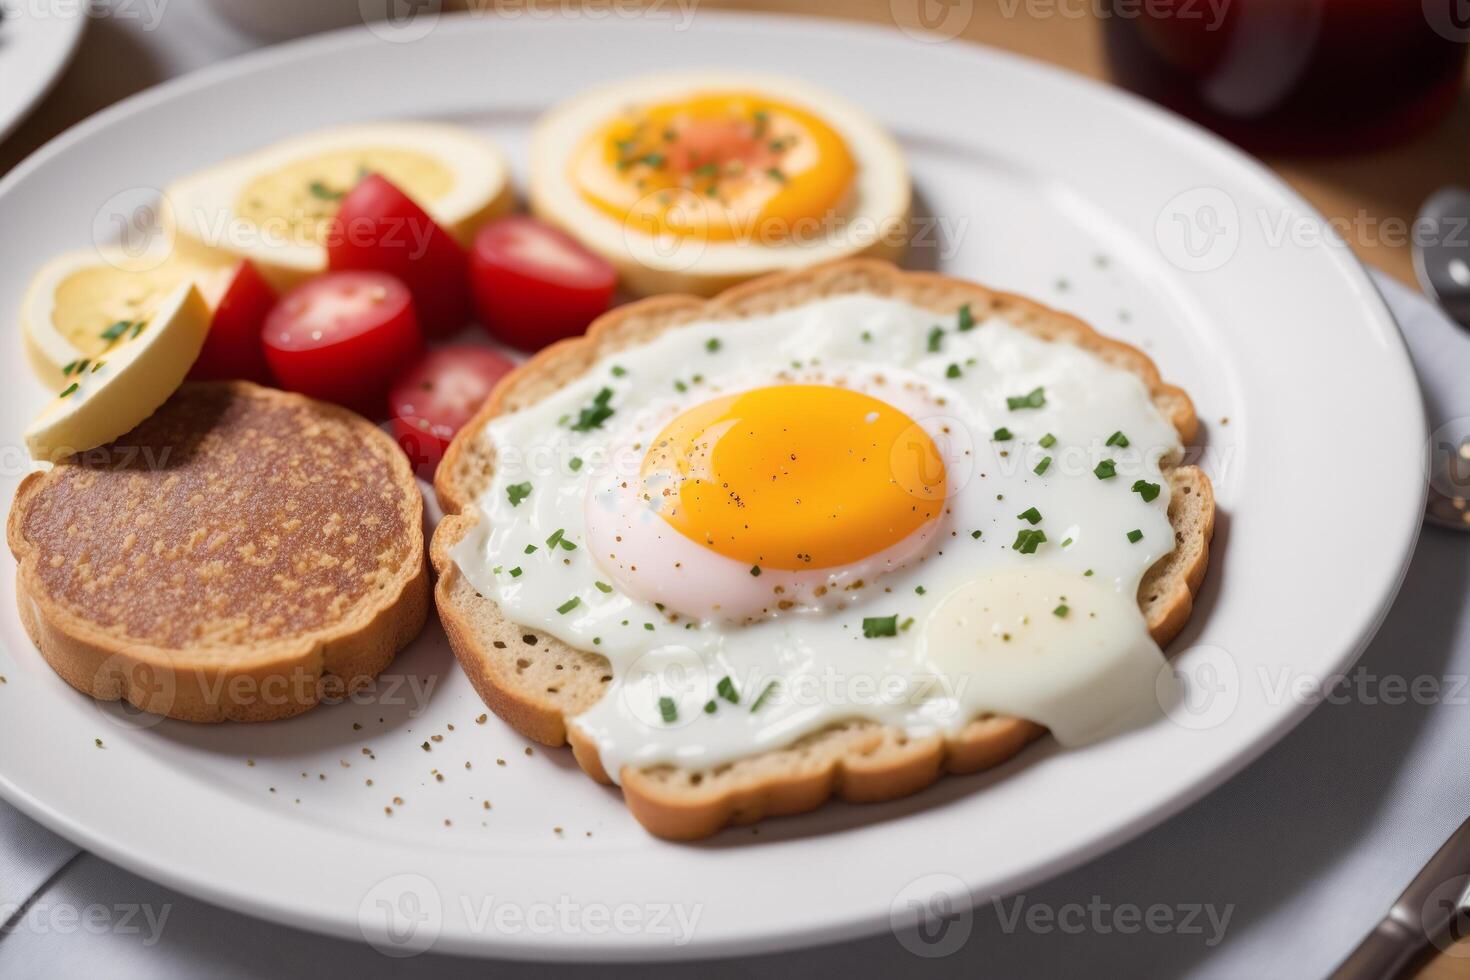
(641, 385, 947, 571)
(572, 91, 856, 243)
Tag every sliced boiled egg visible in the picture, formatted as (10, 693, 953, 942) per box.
(21, 244, 235, 388)
(530, 72, 911, 296)
(166, 122, 513, 291)
(25, 281, 211, 462)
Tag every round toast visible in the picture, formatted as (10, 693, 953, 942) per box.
(431, 260, 1215, 839)
(8, 381, 429, 722)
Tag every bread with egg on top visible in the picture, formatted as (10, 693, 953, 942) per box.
(431, 259, 1215, 840)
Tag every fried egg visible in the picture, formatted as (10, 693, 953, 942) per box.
(451, 293, 1181, 776)
(529, 73, 911, 297)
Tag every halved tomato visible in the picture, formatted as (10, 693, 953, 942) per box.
(262, 270, 421, 414)
(190, 259, 277, 384)
(469, 216, 616, 351)
(389, 345, 515, 478)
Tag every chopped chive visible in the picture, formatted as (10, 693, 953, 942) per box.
(509, 566, 522, 577)
(927, 326, 944, 353)
(100, 320, 130, 341)
(1006, 386, 1046, 411)
(568, 457, 583, 472)
(59, 383, 79, 398)
(643, 622, 655, 631)
(861, 330, 873, 342)
(957, 303, 975, 331)
(705, 337, 721, 353)
(1038, 433, 1056, 448)
(900, 616, 915, 632)
(751, 682, 778, 712)
(1084, 569, 1095, 576)
(91, 361, 104, 373)
(569, 387, 615, 432)
(749, 565, 761, 577)
(1034, 456, 1052, 476)
(674, 379, 688, 393)
(717, 676, 739, 704)
(915, 585, 926, 595)
(1061, 537, 1074, 547)
(1012, 528, 1047, 554)
(1017, 506, 1042, 525)
(703, 700, 718, 715)
(131, 320, 145, 339)
(545, 528, 576, 551)
(1094, 459, 1117, 480)
(945, 363, 962, 379)
(594, 581, 613, 593)
(993, 427, 1014, 441)
(971, 529, 982, 539)
(523, 544, 537, 554)
(1127, 529, 1144, 543)
(61, 360, 79, 376)
(862, 615, 899, 638)
(658, 697, 677, 723)
(1053, 604, 1069, 618)
(507, 482, 532, 507)
(556, 596, 581, 615)
(308, 180, 344, 201)
(1106, 430, 1130, 448)
(610, 365, 627, 377)
(1131, 479, 1161, 503)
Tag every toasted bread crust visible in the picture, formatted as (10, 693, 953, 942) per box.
(432, 259, 1215, 839)
(8, 382, 430, 722)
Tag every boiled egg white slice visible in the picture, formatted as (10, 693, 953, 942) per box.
(530, 71, 911, 297)
(166, 122, 513, 291)
(25, 281, 210, 462)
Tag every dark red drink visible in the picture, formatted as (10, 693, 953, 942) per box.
(1102, 0, 1468, 153)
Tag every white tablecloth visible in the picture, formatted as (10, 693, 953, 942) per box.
(3, 7, 1468, 978)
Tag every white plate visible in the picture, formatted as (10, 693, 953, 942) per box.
(0, 12, 1425, 961)
(0, 2, 85, 144)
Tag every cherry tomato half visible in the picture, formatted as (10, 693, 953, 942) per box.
(190, 259, 276, 384)
(326, 174, 470, 338)
(469, 216, 616, 352)
(389, 346, 516, 478)
(262, 271, 422, 415)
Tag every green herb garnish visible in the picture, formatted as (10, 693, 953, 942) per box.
(1131, 480, 1161, 502)
(59, 383, 79, 398)
(1017, 507, 1042, 525)
(862, 615, 899, 638)
(1012, 528, 1047, 554)
(705, 337, 722, 353)
(1127, 529, 1144, 543)
(993, 427, 1014, 441)
(1053, 604, 1069, 618)
(658, 697, 678, 723)
(556, 596, 581, 615)
(1038, 433, 1056, 448)
(509, 566, 523, 577)
(1094, 459, 1117, 480)
(568, 457, 583, 472)
(749, 565, 762, 577)
(308, 180, 344, 201)
(570, 387, 615, 431)
(946, 363, 962, 379)
(957, 304, 975, 331)
(1106, 430, 1130, 448)
(1007, 387, 1046, 411)
(507, 482, 532, 506)
(1034, 456, 1052, 475)
(927, 326, 944, 353)
(594, 581, 613, 593)
(751, 682, 778, 713)
(716, 676, 739, 705)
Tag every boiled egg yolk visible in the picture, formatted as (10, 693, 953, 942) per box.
(641, 386, 946, 571)
(572, 92, 856, 243)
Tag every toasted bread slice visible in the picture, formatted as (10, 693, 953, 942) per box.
(8, 381, 429, 722)
(431, 260, 1215, 839)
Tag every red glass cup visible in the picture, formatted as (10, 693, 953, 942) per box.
(1102, 0, 1469, 153)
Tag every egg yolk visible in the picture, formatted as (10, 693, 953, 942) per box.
(572, 91, 856, 243)
(641, 386, 946, 571)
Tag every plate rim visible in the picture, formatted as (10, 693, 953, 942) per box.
(0, 9, 1427, 961)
